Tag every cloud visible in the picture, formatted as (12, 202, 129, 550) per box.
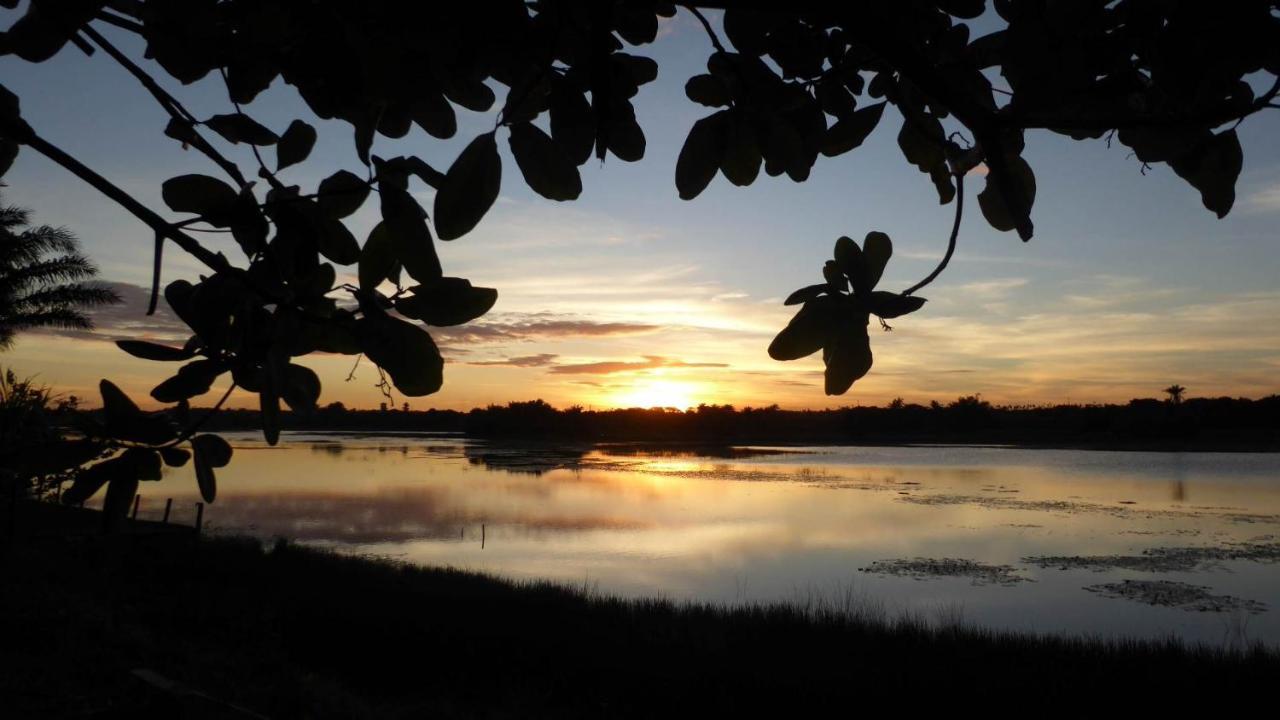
(31, 281, 190, 343)
(432, 313, 661, 345)
(1245, 182, 1280, 213)
(549, 355, 729, 375)
(466, 353, 559, 368)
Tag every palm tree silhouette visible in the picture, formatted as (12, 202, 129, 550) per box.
(0, 195, 118, 350)
(1163, 384, 1186, 405)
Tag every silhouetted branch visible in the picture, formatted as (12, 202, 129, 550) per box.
(684, 5, 726, 54)
(902, 171, 963, 297)
(217, 67, 286, 193)
(165, 382, 238, 448)
(82, 25, 250, 190)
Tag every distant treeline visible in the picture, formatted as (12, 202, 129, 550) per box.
(172, 394, 1280, 450)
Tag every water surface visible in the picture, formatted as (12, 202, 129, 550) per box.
(134, 433, 1280, 647)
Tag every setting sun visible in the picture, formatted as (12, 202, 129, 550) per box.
(611, 379, 703, 410)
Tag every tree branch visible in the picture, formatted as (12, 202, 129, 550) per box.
(82, 24, 251, 190)
(683, 5, 727, 54)
(902, 170, 964, 297)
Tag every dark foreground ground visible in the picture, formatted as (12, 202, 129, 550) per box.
(2, 532, 1276, 718)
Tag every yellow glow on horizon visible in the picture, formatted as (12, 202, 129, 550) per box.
(609, 379, 704, 410)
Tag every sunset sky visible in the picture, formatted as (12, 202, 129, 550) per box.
(2, 11, 1279, 411)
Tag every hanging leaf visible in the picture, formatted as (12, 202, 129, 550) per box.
(862, 231, 892, 290)
(116, 340, 196, 362)
(549, 79, 595, 166)
(508, 122, 582, 201)
(434, 132, 501, 240)
(191, 433, 231, 503)
(161, 174, 239, 224)
(978, 155, 1037, 234)
(99, 380, 177, 445)
(676, 111, 730, 200)
(359, 222, 399, 291)
(150, 359, 225, 403)
(394, 277, 498, 327)
(102, 475, 140, 530)
(868, 291, 927, 318)
(355, 311, 444, 396)
(685, 74, 731, 107)
(159, 446, 191, 468)
(280, 363, 321, 413)
(380, 188, 441, 283)
(720, 113, 761, 187)
(824, 323, 873, 395)
(0, 139, 17, 178)
(317, 170, 370, 219)
(822, 102, 885, 157)
(276, 119, 316, 171)
(768, 296, 839, 361)
(121, 447, 162, 481)
(833, 236, 869, 295)
(205, 113, 279, 145)
(412, 93, 458, 140)
(784, 284, 830, 306)
(62, 455, 133, 506)
(1169, 129, 1243, 219)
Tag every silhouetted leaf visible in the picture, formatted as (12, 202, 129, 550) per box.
(868, 291, 926, 319)
(161, 174, 239, 224)
(833, 236, 869, 295)
(102, 475, 139, 529)
(281, 363, 321, 413)
(784, 283, 830, 306)
(822, 102, 885, 157)
(63, 455, 130, 506)
(151, 359, 225, 403)
(769, 296, 838, 361)
(380, 188, 441, 283)
(676, 111, 729, 200)
(823, 261, 848, 292)
(116, 340, 196, 362)
(550, 79, 595, 166)
(205, 113, 278, 145)
(978, 155, 1037, 234)
(721, 113, 761, 187)
(317, 170, 369, 219)
(897, 113, 953, 204)
(685, 74, 731, 107)
(121, 447, 162, 481)
(395, 277, 498, 327)
(191, 433, 231, 503)
(356, 312, 444, 396)
(862, 231, 892, 290)
(0, 139, 17, 178)
(1169, 129, 1243, 219)
(824, 322, 872, 395)
(159, 446, 191, 468)
(359, 222, 399, 291)
(434, 132, 501, 240)
(276, 119, 316, 171)
(508, 122, 582, 201)
(413, 93, 457, 140)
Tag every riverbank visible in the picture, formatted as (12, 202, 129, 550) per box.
(3, 533, 1276, 718)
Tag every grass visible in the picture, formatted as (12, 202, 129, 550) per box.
(2, 533, 1277, 718)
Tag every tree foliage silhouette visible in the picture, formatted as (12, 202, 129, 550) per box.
(1165, 385, 1186, 405)
(0, 195, 118, 349)
(0, 1, 1276, 514)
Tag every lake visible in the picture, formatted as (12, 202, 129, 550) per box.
(132, 432, 1280, 648)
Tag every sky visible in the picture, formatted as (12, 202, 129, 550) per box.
(2, 10, 1279, 411)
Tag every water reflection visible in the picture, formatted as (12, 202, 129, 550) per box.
(144, 433, 1280, 647)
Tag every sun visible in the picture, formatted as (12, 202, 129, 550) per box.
(611, 379, 702, 410)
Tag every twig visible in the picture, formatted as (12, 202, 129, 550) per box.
(683, 5, 726, 54)
(217, 68, 287, 193)
(164, 382, 238, 448)
(902, 171, 964, 296)
(147, 230, 163, 315)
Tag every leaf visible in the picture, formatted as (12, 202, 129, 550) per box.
(1169, 129, 1243, 219)
(359, 222, 399, 291)
(508, 122, 582, 201)
(100, 378, 140, 423)
(720, 113, 761, 187)
(897, 113, 953, 204)
(822, 102, 885, 157)
(102, 475, 140, 530)
(862, 231, 892, 290)
(685, 74, 731, 107)
(151, 359, 225, 403)
(260, 357, 282, 446)
(433, 132, 501, 240)
(868, 291, 927, 319)
(116, 340, 196, 362)
(833, 236, 869, 295)
(412, 93, 457, 140)
(394, 278, 498, 327)
(281, 363, 321, 413)
(63, 455, 132, 506)
(0, 138, 17, 178)
(608, 115, 646, 162)
(768, 297, 838, 361)
(160, 447, 191, 468)
(550, 79, 595, 166)
(121, 447, 162, 481)
(676, 111, 730, 200)
(317, 170, 370, 219)
(276, 120, 316, 171)
(191, 433, 231, 503)
(380, 188, 441, 283)
(823, 261, 848, 292)
(978, 155, 1037, 234)
(824, 323, 873, 396)
(784, 283, 830, 306)
(205, 113, 278, 145)
(310, 211, 361, 266)
(161, 174, 239, 224)
(355, 312, 444, 396)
